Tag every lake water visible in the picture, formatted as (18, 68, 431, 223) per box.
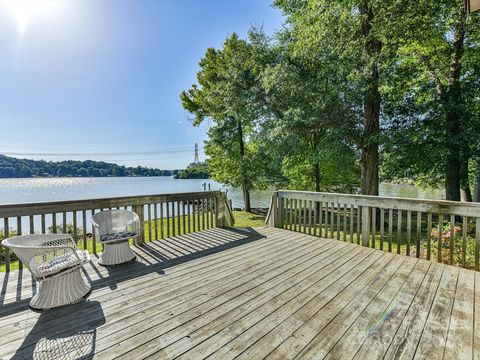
(0, 177, 444, 207)
(0, 177, 443, 232)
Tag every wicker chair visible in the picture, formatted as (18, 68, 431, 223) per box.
(2, 234, 91, 310)
(92, 209, 140, 266)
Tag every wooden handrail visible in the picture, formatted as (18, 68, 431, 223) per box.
(267, 190, 480, 271)
(0, 191, 232, 272)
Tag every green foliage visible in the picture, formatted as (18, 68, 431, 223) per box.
(181, 33, 268, 209)
(0, 155, 178, 178)
(175, 162, 210, 179)
(181, 1, 480, 200)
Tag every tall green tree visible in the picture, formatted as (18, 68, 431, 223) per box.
(382, 0, 480, 200)
(274, 0, 409, 196)
(181, 34, 263, 211)
(249, 28, 360, 192)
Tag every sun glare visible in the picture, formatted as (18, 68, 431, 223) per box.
(1, 0, 62, 35)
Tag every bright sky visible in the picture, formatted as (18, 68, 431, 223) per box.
(0, 0, 283, 169)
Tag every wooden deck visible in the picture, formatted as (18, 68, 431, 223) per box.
(0, 226, 478, 359)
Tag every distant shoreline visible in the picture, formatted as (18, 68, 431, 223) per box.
(0, 175, 178, 179)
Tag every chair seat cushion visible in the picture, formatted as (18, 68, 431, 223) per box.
(100, 231, 136, 243)
(34, 250, 90, 278)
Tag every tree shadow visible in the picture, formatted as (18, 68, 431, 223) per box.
(10, 300, 105, 360)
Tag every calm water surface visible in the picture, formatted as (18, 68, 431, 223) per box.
(0, 177, 444, 207)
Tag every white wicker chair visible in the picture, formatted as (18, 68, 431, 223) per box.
(2, 234, 91, 310)
(92, 209, 140, 266)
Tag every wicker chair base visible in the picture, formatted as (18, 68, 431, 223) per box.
(30, 268, 91, 310)
(98, 241, 136, 266)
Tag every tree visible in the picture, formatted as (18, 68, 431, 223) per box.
(381, 0, 480, 200)
(76, 168, 88, 177)
(249, 27, 360, 192)
(181, 34, 264, 211)
(273, 0, 408, 196)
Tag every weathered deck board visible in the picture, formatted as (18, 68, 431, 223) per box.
(0, 227, 477, 360)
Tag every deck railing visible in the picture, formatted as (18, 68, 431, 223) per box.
(266, 190, 480, 271)
(0, 191, 234, 272)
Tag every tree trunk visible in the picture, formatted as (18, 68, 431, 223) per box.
(444, 107, 462, 201)
(474, 172, 480, 202)
(359, 1, 381, 196)
(474, 156, 480, 202)
(236, 118, 251, 212)
(443, 7, 466, 202)
(460, 148, 472, 202)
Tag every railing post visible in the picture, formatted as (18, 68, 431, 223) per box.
(362, 206, 370, 247)
(216, 192, 234, 228)
(133, 204, 145, 244)
(266, 192, 278, 227)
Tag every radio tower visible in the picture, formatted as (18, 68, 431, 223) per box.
(193, 143, 200, 164)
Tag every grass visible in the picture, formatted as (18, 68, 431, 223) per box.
(231, 210, 266, 228)
(0, 211, 266, 272)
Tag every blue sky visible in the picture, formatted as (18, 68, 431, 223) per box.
(0, 0, 283, 169)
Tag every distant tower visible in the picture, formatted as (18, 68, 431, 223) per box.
(193, 143, 200, 164)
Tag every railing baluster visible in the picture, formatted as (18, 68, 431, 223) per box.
(427, 212, 432, 260)
(154, 204, 159, 240)
(4, 218, 10, 271)
(416, 212, 421, 258)
(92, 209, 97, 252)
(172, 202, 176, 237)
(318, 202, 323, 237)
(349, 205, 354, 243)
(343, 204, 347, 242)
(17, 216, 22, 268)
(462, 216, 467, 268)
(148, 204, 152, 242)
(476, 218, 480, 271)
(357, 206, 361, 245)
(397, 210, 402, 254)
(438, 213, 444, 263)
(449, 214, 455, 265)
(293, 199, 298, 232)
(192, 200, 196, 232)
(160, 202, 165, 239)
(201, 199, 205, 231)
(308, 200, 312, 235)
(166, 201, 170, 237)
(371, 207, 376, 248)
(407, 210, 412, 256)
(197, 199, 201, 231)
(324, 202, 328, 237)
(73, 211, 77, 242)
(183, 201, 187, 233)
(336, 202, 340, 240)
(82, 210, 87, 249)
(330, 202, 334, 239)
(313, 200, 317, 236)
(178, 201, 182, 235)
(361, 206, 370, 247)
(388, 209, 393, 252)
(380, 208, 384, 250)
(304, 200, 308, 234)
(187, 201, 191, 234)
